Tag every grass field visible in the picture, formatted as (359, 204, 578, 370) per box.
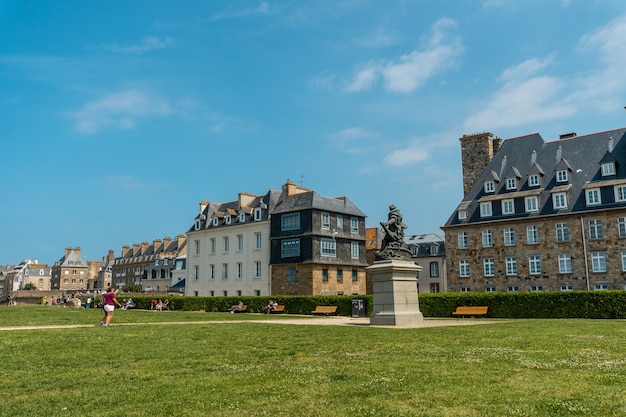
(1, 306, 625, 416)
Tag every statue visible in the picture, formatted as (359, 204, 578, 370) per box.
(375, 204, 412, 261)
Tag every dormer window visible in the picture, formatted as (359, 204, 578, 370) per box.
(505, 178, 517, 190)
(194, 220, 201, 231)
(528, 174, 539, 187)
(556, 170, 568, 183)
(239, 213, 245, 223)
(601, 162, 616, 176)
(254, 208, 262, 221)
(212, 217, 219, 226)
(458, 210, 467, 221)
(225, 215, 231, 225)
(484, 181, 495, 193)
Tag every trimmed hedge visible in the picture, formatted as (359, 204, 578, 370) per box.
(122, 290, 626, 319)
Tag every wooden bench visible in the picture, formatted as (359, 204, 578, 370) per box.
(269, 305, 285, 314)
(311, 305, 338, 316)
(452, 306, 488, 317)
(229, 305, 248, 313)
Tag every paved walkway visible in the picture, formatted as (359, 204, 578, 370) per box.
(0, 316, 502, 331)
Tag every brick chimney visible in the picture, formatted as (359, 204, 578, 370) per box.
(121, 245, 131, 257)
(460, 132, 502, 195)
(199, 200, 208, 214)
(64, 247, 73, 259)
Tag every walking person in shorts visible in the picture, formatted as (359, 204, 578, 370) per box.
(98, 287, 122, 327)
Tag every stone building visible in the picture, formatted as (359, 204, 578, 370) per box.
(405, 234, 447, 293)
(442, 127, 626, 292)
(270, 180, 368, 295)
(51, 248, 89, 291)
(110, 236, 187, 291)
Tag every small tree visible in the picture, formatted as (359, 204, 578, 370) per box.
(121, 283, 142, 293)
(23, 283, 37, 290)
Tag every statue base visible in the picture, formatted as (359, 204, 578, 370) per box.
(368, 259, 423, 327)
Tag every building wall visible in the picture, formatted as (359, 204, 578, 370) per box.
(445, 210, 626, 292)
(271, 263, 366, 295)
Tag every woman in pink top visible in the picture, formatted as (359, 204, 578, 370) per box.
(98, 287, 122, 327)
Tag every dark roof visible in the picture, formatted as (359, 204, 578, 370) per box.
(272, 190, 366, 217)
(445, 127, 626, 226)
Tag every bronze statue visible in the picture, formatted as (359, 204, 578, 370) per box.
(376, 204, 412, 261)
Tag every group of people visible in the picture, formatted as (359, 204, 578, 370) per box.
(150, 299, 168, 311)
(264, 299, 278, 314)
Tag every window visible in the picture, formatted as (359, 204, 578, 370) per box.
(482, 229, 493, 247)
(223, 236, 229, 252)
(322, 269, 328, 281)
(589, 219, 603, 240)
(506, 178, 517, 190)
(430, 262, 439, 277)
(239, 212, 245, 223)
(615, 185, 626, 202)
(210, 264, 215, 280)
(505, 257, 517, 276)
(430, 244, 439, 256)
(255, 262, 261, 278)
(458, 210, 467, 221)
(287, 267, 296, 284)
(195, 240, 200, 255)
(321, 212, 330, 229)
(591, 252, 606, 272)
(352, 270, 358, 281)
(561, 285, 573, 292)
(430, 283, 440, 293)
(350, 217, 359, 233)
(486, 287, 496, 292)
(193, 266, 199, 280)
(556, 170, 568, 183)
(586, 188, 601, 206)
(210, 238, 216, 254)
(320, 238, 336, 257)
(459, 260, 470, 277)
(526, 225, 539, 244)
(411, 245, 419, 257)
(281, 239, 300, 257)
(255, 232, 262, 249)
(558, 254, 572, 273)
(458, 232, 468, 249)
(618, 218, 626, 238)
(281, 213, 300, 231)
(601, 162, 615, 176)
(528, 174, 540, 187)
(553, 192, 568, 209)
(337, 269, 343, 281)
(531, 286, 543, 292)
(254, 208, 262, 221)
(529, 255, 541, 275)
(461, 287, 471, 292)
(222, 264, 229, 279)
(225, 214, 231, 225)
(556, 223, 570, 242)
(595, 284, 609, 290)
(504, 227, 516, 246)
(194, 220, 201, 230)
(525, 196, 539, 212)
(337, 214, 343, 229)
(483, 258, 495, 277)
(236, 263, 242, 279)
(480, 202, 492, 217)
(237, 235, 244, 251)
(502, 199, 514, 215)
(484, 181, 495, 193)
(508, 286, 519, 292)
(351, 241, 359, 259)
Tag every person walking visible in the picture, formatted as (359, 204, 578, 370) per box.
(97, 287, 122, 327)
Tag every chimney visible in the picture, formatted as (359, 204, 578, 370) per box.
(238, 192, 256, 208)
(141, 242, 149, 254)
(132, 243, 140, 256)
(153, 239, 162, 253)
(74, 247, 81, 258)
(122, 245, 131, 257)
(176, 235, 187, 256)
(107, 249, 115, 262)
(64, 247, 73, 259)
(460, 132, 502, 195)
(199, 200, 208, 214)
(282, 179, 297, 197)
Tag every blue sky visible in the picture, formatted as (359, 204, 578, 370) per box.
(2, 0, 626, 266)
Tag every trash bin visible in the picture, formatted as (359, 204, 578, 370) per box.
(351, 299, 365, 318)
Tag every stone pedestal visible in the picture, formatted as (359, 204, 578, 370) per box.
(368, 260, 423, 327)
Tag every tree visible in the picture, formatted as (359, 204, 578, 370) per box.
(121, 284, 142, 293)
(23, 283, 37, 290)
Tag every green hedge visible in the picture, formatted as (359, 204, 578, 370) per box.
(121, 290, 626, 319)
(418, 290, 626, 319)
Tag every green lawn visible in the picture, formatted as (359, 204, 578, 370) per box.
(1, 306, 625, 416)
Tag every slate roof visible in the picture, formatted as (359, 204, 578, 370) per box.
(271, 190, 366, 217)
(445, 127, 626, 226)
(404, 234, 446, 256)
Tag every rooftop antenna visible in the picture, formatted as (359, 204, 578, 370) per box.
(299, 173, 308, 186)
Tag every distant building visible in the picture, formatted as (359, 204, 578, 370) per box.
(442, 127, 626, 292)
(404, 234, 447, 293)
(269, 180, 368, 295)
(51, 248, 89, 291)
(110, 236, 187, 291)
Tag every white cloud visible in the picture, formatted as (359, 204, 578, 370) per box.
(355, 27, 400, 48)
(329, 127, 377, 154)
(344, 18, 462, 94)
(383, 144, 429, 167)
(68, 90, 172, 134)
(498, 55, 554, 83)
(102, 36, 173, 55)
